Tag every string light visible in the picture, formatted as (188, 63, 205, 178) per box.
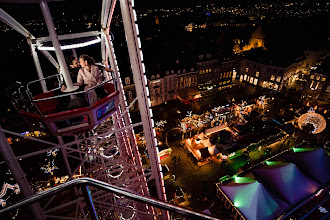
(0, 183, 20, 207)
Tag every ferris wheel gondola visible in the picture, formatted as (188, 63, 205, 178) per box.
(18, 78, 119, 136)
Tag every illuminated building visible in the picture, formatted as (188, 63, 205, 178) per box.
(233, 26, 266, 54)
(236, 48, 286, 91)
(302, 56, 330, 98)
(196, 54, 235, 91)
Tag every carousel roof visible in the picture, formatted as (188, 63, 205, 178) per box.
(253, 163, 320, 205)
(220, 181, 290, 220)
(284, 148, 330, 185)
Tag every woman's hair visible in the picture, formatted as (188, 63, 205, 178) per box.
(79, 54, 95, 66)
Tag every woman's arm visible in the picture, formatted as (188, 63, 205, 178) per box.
(76, 69, 84, 86)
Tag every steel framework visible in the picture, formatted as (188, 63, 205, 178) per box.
(0, 0, 167, 219)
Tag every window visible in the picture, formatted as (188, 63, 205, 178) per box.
(244, 74, 247, 81)
(316, 76, 320, 81)
(262, 81, 267, 88)
(206, 69, 209, 73)
(326, 86, 330, 93)
(220, 73, 223, 79)
(246, 68, 249, 72)
(256, 72, 259, 77)
(209, 68, 212, 73)
(276, 76, 281, 82)
(270, 75, 275, 81)
(321, 77, 326, 82)
(310, 75, 315, 79)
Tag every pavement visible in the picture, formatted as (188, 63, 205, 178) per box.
(156, 127, 298, 219)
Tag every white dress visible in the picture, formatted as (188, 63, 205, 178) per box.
(76, 65, 102, 104)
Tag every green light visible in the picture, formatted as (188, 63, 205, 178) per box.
(293, 148, 316, 153)
(234, 201, 240, 207)
(266, 161, 285, 166)
(234, 176, 255, 183)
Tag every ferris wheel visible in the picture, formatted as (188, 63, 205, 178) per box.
(0, 0, 166, 219)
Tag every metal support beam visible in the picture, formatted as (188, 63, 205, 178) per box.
(37, 30, 101, 43)
(0, 126, 45, 219)
(101, 0, 116, 29)
(39, 0, 75, 92)
(27, 38, 47, 92)
(104, 32, 149, 194)
(0, 8, 35, 39)
(40, 50, 60, 71)
(119, 0, 166, 206)
(72, 48, 78, 60)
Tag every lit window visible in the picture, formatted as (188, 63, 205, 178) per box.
(276, 76, 281, 82)
(246, 68, 249, 72)
(209, 68, 212, 73)
(270, 75, 275, 81)
(203, 69, 205, 74)
(244, 74, 247, 81)
(316, 76, 320, 81)
(220, 73, 223, 79)
(262, 81, 267, 88)
(310, 75, 314, 79)
(321, 77, 326, 82)
(326, 86, 330, 93)
(256, 71, 259, 77)
(206, 69, 209, 73)
(199, 70, 202, 74)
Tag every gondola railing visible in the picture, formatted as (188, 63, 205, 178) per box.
(0, 178, 221, 220)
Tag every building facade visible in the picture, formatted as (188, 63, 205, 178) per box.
(123, 54, 237, 107)
(196, 54, 236, 91)
(303, 56, 330, 99)
(237, 57, 286, 91)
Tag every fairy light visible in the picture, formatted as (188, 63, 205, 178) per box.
(40, 159, 58, 174)
(0, 183, 20, 207)
(298, 108, 326, 134)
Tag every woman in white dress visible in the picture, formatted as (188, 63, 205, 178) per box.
(76, 54, 102, 104)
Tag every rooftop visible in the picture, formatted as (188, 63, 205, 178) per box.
(238, 47, 303, 68)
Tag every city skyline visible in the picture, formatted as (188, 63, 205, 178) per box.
(0, 1, 329, 219)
